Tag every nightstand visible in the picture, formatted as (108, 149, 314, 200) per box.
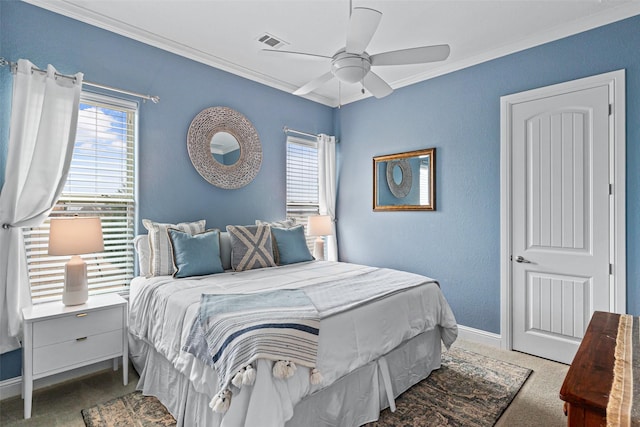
(21, 293, 128, 419)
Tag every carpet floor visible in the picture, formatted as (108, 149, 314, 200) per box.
(81, 347, 531, 427)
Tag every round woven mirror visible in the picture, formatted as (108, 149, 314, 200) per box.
(386, 159, 412, 198)
(187, 107, 262, 189)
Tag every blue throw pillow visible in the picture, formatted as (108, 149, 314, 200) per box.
(168, 228, 224, 278)
(271, 225, 314, 265)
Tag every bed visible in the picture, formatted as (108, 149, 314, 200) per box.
(128, 221, 457, 427)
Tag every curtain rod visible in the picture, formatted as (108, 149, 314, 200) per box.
(0, 57, 160, 104)
(283, 127, 340, 143)
(283, 126, 319, 139)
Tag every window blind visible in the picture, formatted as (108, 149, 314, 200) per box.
(24, 92, 137, 302)
(286, 137, 319, 250)
(420, 160, 430, 205)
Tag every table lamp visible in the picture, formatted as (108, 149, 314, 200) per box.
(48, 216, 104, 306)
(307, 215, 332, 261)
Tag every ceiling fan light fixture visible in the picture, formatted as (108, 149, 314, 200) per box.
(273, 6, 450, 100)
(331, 52, 371, 84)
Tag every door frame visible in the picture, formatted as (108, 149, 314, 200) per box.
(499, 70, 626, 351)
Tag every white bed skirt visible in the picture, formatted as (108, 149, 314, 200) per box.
(129, 328, 442, 427)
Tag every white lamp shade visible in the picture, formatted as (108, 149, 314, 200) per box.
(48, 217, 104, 256)
(307, 215, 332, 237)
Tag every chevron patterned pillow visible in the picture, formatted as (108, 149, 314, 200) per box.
(226, 224, 277, 271)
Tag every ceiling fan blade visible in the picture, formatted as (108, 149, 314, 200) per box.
(363, 71, 393, 98)
(346, 7, 382, 54)
(261, 49, 332, 61)
(293, 72, 334, 96)
(370, 44, 451, 66)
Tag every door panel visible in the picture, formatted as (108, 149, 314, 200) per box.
(526, 272, 590, 339)
(528, 111, 589, 252)
(511, 85, 610, 364)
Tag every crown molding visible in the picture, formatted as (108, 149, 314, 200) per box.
(22, 0, 337, 106)
(23, 1, 640, 108)
(340, 2, 640, 106)
(389, 2, 640, 94)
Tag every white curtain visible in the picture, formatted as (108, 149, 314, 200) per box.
(0, 60, 83, 353)
(318, 134, 338, 261)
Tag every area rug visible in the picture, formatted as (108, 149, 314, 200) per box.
(82, 347, 531, 427)
(364, 347, 533, 427)
(81, 390, 176, 427)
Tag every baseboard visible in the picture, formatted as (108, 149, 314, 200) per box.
(457, 324, 503, 348)
(0, 376, 22, 401)
(0, 359, 116, 401)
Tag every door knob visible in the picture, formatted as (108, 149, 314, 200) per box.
(514, 255, 531, 263)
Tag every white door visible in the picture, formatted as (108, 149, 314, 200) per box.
(510, 84, 611, 364)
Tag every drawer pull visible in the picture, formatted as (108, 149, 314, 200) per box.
(76, 313, 88, 318)
(76, 337, 88, 342)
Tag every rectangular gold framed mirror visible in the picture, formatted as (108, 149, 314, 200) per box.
(373, 148, 435, 211)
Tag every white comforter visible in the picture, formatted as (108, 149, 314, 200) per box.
(129, 261, 457, 426)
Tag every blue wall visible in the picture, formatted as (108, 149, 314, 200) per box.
(335, 14, 640, 334)
(0, 1, 332, 380)
(213, 148, 241, 166)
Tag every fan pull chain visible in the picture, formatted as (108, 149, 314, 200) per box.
(361, 58, 366, 94)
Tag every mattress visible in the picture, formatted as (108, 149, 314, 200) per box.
(128, 261, 457, 426)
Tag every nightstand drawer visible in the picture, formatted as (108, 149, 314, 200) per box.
(33, 306, 123, 348)
(32, 329, 123, 375)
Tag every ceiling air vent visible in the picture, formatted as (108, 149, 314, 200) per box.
(257, 33, 288, 49)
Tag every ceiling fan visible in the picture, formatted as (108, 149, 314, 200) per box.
(263, 4, 450, 99)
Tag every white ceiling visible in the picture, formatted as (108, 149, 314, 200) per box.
(25, 0, 640, 107)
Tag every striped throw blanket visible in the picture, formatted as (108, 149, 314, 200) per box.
(185, 289, 320, 392)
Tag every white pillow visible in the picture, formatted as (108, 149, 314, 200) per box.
(142, 219, 206, 276)
(133, 234, 151, 277)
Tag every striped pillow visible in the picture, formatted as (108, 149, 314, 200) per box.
(132, 234, 151, 277)
(227, 224, 276, 271)
(255, 218, 296, 228)
(142, 219, 206, 276)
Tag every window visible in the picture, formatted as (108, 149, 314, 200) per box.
(286, 137, 319, 250)
(24, 92, 137, 302)
(419, 159, 431, 205)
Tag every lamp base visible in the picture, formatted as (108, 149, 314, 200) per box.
(63, 255, 88, 306)
(313, 238, 325, 261)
